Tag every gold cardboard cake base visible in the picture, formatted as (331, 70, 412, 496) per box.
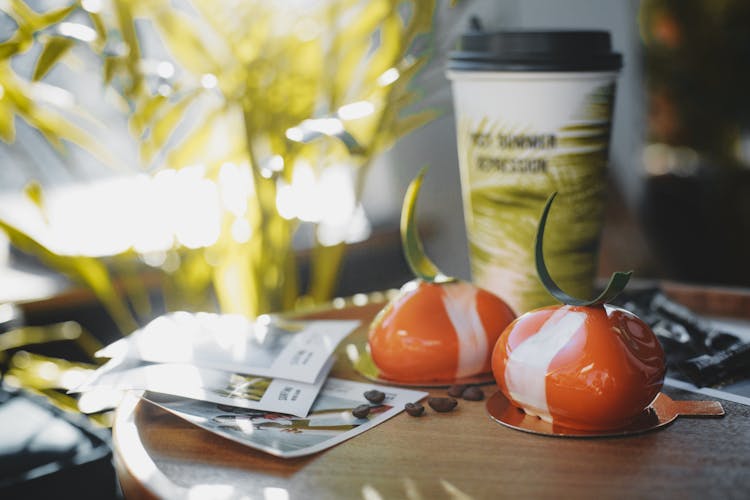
(345, 338, 494, 388)
(486, 391, 725, 438)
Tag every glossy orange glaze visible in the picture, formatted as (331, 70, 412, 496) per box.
(475, 289, 517, 372)
(492, 304, 665, 431)
(369, 281, 515, 383)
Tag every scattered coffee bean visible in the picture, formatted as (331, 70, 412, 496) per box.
(352, 404, 371, 418)
(404, 402, 425, 417)
(364, 389, 386, 404)
(447, 384, 468, 398)
(462, 386, 484, 401)
(428, 397, 458, 413)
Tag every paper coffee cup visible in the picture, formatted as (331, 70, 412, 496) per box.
(447, 29, 622, 314)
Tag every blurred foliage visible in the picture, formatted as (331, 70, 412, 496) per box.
(638, 1, 750, 288)
(640, 0, 750, 164)
(0, 0, 438, 329)
(0, 320, 113, 425)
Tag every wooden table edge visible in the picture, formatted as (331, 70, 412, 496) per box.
(113, 392, 186, 499)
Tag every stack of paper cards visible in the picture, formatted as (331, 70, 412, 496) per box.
(144, 378, 427, 458)
(73, 312, 360, 417)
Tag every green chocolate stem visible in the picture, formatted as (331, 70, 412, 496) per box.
(535, 192, 631, 306)
(401, 168, 454, 283)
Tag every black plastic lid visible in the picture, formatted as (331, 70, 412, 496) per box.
(448, 26, 622, 72)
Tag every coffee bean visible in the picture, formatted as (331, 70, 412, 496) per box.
(364, 389, 386, 404)
(404, 402, 425, 417)
(428, 397, 458, 413)
(447, 384, 467, 398)
(462, 386, 484, 401)
(352, 404, 371, 418)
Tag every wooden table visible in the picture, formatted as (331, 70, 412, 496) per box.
(113, 291, 750, 499)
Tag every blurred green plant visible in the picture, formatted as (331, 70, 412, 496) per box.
(0, 0, 438, 334)
(640, 0, 750, 162)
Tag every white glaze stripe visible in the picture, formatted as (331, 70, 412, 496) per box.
(505, 306, 585, 421)
(441, 283, 488, 378)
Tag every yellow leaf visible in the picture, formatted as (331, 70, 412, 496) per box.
(149, 6, 219, 76)
(403, 0, 436, 43)
(33, 37, 74, 81)
(130, 94, 167, 138)
(364, 11, 403, 84)
(21, 103, 121, 168)
(103, 57, 117, 85)
(23, 180, 44, 209)
(332, 0, 390, 48)
(87, 11, 107, 49)
(0, 41, 23, 59)
(34, 3, 78, 29)
(165, 108, 222, 169)
(212, 246, 254, 317)
(140, 90, 199, 163)
(0, 220, 137, 334)
(113, 1, 142, 96)
(307, 242, 346, 302)
(332, 38, 370, 107)
(6, 0, 37, 26)
(0, 101, 16, 142)
(169, 250, 214, 309)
